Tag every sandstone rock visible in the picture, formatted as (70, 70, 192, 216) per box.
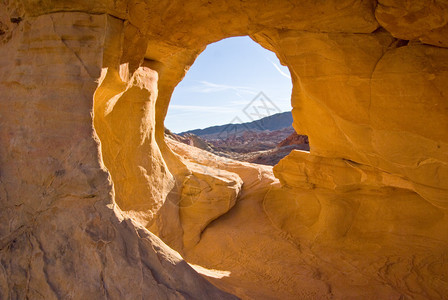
(166, 140, 448, 299)
(262, 150, 448, 298)
(269, 149, 447, 245)
(1, 0, 448, 299)
(254, 27, 448, 208)
(376, 0, 448, 47)
(252, 29, 396, 160)
(263, 184, 448, 298)
(273, 150, 414, 192)
(0, 10, 235, 299)
(166, 138, 270, 250)
(179, 168, 242, 249)
(370, 43, 448, 208)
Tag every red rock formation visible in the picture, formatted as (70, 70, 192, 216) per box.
(277, 132, 309, 148)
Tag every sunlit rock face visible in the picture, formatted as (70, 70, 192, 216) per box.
(0, 0, 447, 299)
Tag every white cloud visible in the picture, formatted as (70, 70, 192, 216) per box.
(169, 104, 237, 113)
(189, 80, 257, 95)
(269, 61, 291, 79)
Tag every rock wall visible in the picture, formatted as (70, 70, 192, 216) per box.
(0, 6, 235, 300)
(1, 0, 447, 299)
(254, 27, 448, 208)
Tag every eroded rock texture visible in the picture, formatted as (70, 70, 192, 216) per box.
(0, 8, 235, 300)
(1, 0, 447, 299)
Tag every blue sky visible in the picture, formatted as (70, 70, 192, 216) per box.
(165, 36, 293, 133)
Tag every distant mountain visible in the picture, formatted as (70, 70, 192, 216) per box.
(166, 111, 309, 166)
(179, 111, 293, 139)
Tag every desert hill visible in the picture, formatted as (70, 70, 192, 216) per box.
(167, 112, 309, 165)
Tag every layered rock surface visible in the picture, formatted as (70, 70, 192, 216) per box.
(0, 8, 235, 300)
(1, 0, 448, 299)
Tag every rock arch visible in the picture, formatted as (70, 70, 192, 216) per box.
(1, 1, 447, 298)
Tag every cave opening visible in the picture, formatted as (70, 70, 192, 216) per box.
(2, 2, 446, 299)
(164, 36, 309, 166)
(91, 29, 317, 295)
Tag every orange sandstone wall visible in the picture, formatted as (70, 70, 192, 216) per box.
(0, 0, 447, 298)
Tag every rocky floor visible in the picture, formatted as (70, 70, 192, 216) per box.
(167, 138, 448, 300)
